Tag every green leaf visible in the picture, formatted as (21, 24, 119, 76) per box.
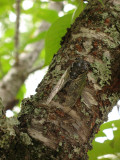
(4, 28, 14, 38)
(0, 0, 14, 16)
(24, 8, 58, 23)
(36, 8, 58, 23)
(88, 120, 120, 160)
(33, 48, 45, 67)
(40, 48, 45, 60)
(98, 0, 105, 7)
(16, 84, 26, 107)
(0, 56, 11, 78)
(28, 31, 46, 44)
(71, 0, 86, 23)
(0, 0, 14, 5)
(45, 14, 72, 65)
(20, 31, 46, 52)
(50, 0, 63, 1)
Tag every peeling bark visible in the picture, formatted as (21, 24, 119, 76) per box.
(0, 0, 120, 159)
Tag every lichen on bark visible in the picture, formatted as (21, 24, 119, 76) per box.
(0, 0, 120, 159)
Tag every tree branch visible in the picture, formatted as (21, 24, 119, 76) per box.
(0, 0, 120, 159)
(14, 0, 21, 64)
(28, 61, 44, 74)
(0, 2, 63, 110)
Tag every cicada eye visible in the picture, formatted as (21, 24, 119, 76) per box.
(71, 72, 76, 76)
(77, 62, 82, 67)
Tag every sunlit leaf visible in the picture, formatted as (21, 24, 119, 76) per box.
(45, 14, 72, 65)
(71, 0, 86, 23)
(24, 8, 58, 23)
(0, 56, 11, 78)
(16, 84, 26, 107)
(20, 31, 46, 52)
(0, 0, 14, 15)
(88, 120, 120, 160)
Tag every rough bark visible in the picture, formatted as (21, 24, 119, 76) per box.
(0, 2, 63, 110)
(0, 0, 120, 159)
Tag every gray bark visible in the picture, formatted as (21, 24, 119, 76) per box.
(0, 0, 120, 159)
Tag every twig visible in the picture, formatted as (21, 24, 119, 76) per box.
(14, 0, 21, 64)
(28, 61, 44, 74)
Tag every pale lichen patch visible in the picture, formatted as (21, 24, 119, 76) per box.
(20, 132, 33, 146)
(101, 12, 109, 19)
(83, 40, 93, 53)
(91, 55, 111, 87)
(108, 93, 120, 106)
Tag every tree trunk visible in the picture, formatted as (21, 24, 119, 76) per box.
(0, 0, 120, 159)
